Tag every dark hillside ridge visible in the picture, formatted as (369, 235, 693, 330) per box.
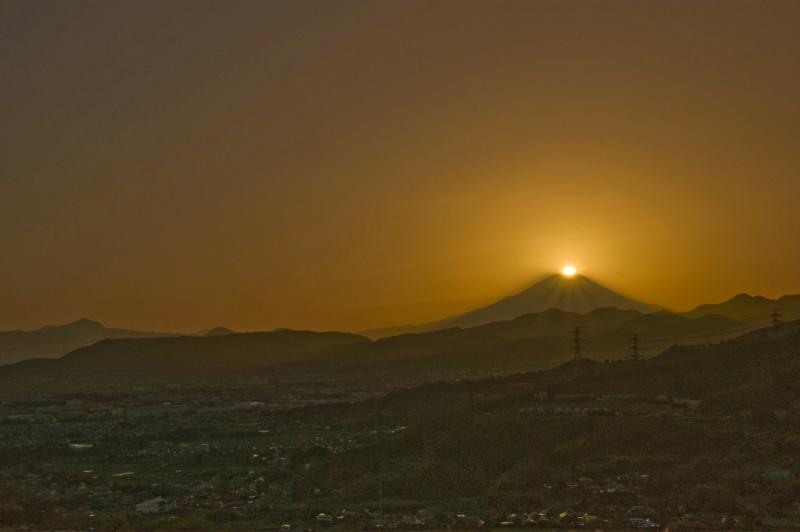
(0, 318, 187, 365)
(361, 274, 660, 338)
(328, 328, 509, 362)
(62, 330, 370, 369)
(0, 330, 370, 378)
(544, 318, 800, 403)
(0, 307, 763, 382)
(682, 293, 800, 321)
(608, 311, 741, 336)
(468, 307, 644, 340)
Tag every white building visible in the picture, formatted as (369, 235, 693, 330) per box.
(136, 496, 178, 514)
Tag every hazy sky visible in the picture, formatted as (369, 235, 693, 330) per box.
(1, 0, 799, 333)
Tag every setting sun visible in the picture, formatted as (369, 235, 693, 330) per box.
(562, 266, 577, 276)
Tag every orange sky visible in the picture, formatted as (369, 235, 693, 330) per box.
(1, 1, 799, 333)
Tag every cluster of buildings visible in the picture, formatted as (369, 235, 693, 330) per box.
(0, 378, 400, 528)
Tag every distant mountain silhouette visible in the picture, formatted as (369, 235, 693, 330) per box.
(468, 307, 645, 340)
(682, 293, 800, 321)
(593, 311, 747, 357)
(610, 311, 740, 336)
(362, 274, 660, 338)
(342, 308, 748, 369)
(329, 328, 509, 363)
(205, 326, 235, 337)
(0, 318, 186, 365)
(0, 330, 371, 378)
(0, 308, 772, 383)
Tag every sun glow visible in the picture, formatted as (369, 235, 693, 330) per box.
(562, 266, 576, 276)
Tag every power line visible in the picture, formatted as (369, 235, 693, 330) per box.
(522, 319, 772, 345)
(592, 321, 767, 338)
(640, 324, 766, 342)
(590, 322, 768, 342)
(565, 321, 775, 359)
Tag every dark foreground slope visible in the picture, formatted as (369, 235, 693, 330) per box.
(279, 320, 800, 526)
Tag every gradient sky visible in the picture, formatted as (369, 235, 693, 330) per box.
(1, 0, 799, 333)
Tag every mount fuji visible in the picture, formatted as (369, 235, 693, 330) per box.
(362, 274, 661, 339)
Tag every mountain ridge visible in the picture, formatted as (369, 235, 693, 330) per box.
(0, 318, 188, 365)
(0, 329, 371, 379)
(682, 292, 800, 321)
(0, 306, 760, 384)
(362, 274, 660, 339)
